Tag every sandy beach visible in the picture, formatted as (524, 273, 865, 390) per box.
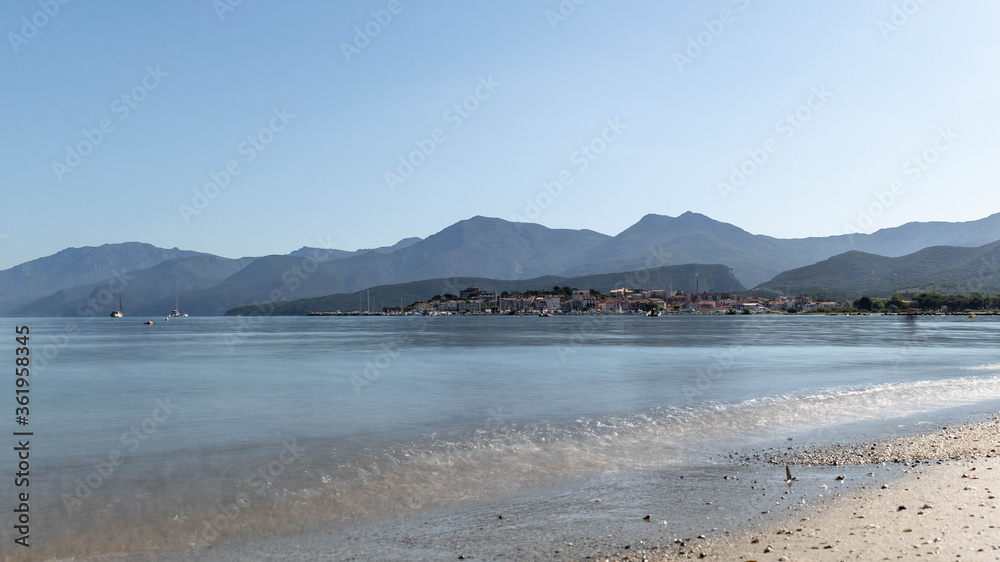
(126, 416, 999, 562)
(593, 417, 1000, 561)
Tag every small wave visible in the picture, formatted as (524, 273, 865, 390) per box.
(962, 363, 1000, 371)
(297, 374, 1000, 522)
(33, 374, 1000, 559)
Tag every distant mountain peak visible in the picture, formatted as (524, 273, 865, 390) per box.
(461, 215, 510, 226)
(635, 211, 714, 223)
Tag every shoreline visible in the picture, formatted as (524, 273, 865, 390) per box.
(593, 416, 1000, 561)
(117, 416, 999, 562)
(18, 405, 999, 560)
(294, 311, 995, 317)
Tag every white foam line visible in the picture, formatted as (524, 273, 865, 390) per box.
(962, 363, 1000, 371)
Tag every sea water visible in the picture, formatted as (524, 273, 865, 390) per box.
(2, 315, 1000, 559)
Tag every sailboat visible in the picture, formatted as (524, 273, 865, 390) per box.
(166, 276, 187, 317)
(110, 291, 124, 318)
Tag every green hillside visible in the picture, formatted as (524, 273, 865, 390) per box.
(754, 241, 1000, 299)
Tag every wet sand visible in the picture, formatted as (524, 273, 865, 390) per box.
(595, 417, 1000, 561)
(65, 417, 1000, 561)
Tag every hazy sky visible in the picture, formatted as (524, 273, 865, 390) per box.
(2, 1, 999, 270)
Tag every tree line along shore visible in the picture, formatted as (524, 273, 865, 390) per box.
(302, 288, 1000, 316)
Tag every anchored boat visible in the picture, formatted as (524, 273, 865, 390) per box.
(110, 291, 124, 318)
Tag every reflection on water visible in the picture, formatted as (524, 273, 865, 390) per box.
(3, 315, 999, 558)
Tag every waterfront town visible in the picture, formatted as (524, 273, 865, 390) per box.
(313, 286, 850, 316)
(406, 286, 843, 315)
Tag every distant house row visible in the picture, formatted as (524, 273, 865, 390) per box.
(404, 287, 842, 314)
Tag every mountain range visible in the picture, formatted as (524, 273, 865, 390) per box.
(4, 211, 1000, 316)
(0, 243, 204, 315)
(561, 212, 1000, 286)
(287, 237, 422, 261)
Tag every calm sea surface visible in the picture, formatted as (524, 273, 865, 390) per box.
(3, 315, 1000, 558)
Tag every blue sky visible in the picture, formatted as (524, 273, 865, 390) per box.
(2, 0, 999, 270)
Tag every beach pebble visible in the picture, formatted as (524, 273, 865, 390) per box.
(764, 545, 774, 553)
(897, 505, 906, 511)
(835, 475, 846, 481)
